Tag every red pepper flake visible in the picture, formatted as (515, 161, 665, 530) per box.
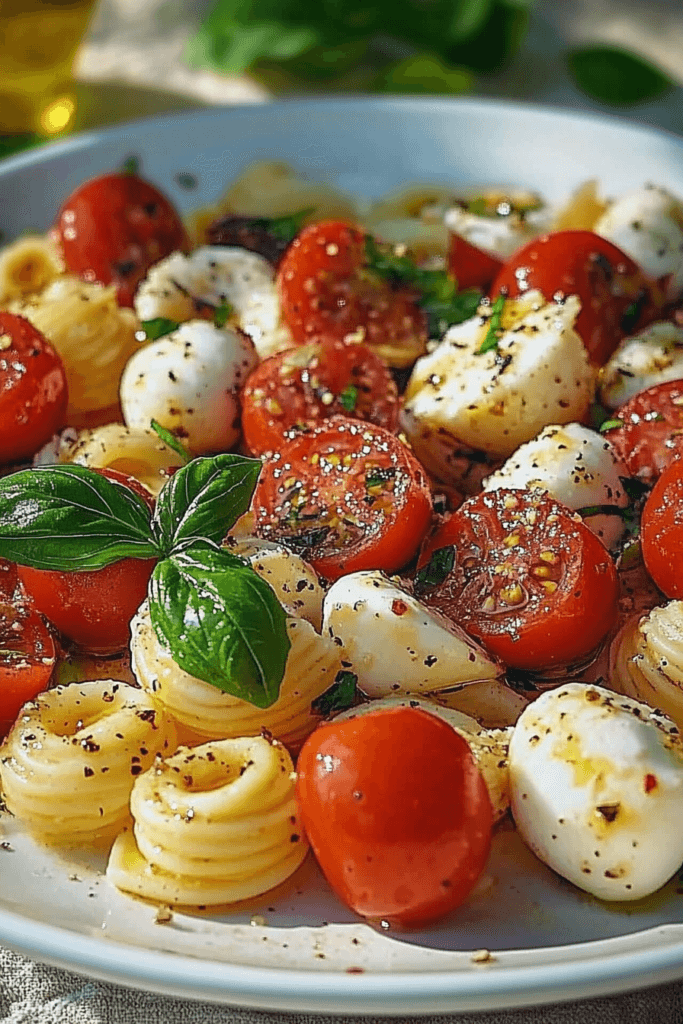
(644, 773, 658, 793)
(391, 599, 408, 616)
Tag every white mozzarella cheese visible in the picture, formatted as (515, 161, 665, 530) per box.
(224, 537, 324, 632)
(509, 683, 683, 901)
(600, 321, 683, 409)
(322, 570, 501, 697)
(444, 202, 550, 262)
(400, 291, 595, 484)
(134, 246, 293, 358)
(120, 320, 257, 454)
(594, 185, 683, 299)
(482, 422, 629, 549)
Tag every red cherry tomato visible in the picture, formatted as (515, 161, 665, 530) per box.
(54, 172, 188, 307)
(241, 337, 399, 456)
(418, 488, 619, 672)
(276, 220, 427, 363)
(0, 593, 56, 737)
(603, 379, 683, 483)
(447, 232, 503, 291)
(492, 231, 657, 365)
(17, 469, 155, 655)
(251, 417, 432, 581)
(640, 457, 683, 599)
(296, 705, 493, 928)
(0, 312, 68, 464)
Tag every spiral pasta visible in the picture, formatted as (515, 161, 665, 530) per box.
(106, 734, 308, 905)
(225, 537, 324, 631)
(60, 423, 185, 496)
(0, 680, 177, 845)
(10, 276, 142, 423)
(609, 602, 683, 730)
(0, 234, 63, 304)
(130, 603, 344, 749)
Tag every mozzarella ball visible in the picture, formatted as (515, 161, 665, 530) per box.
(224, 537, 324, 632)
(594, 185, 683, 299)
(600, 321, 683, 409)
(322, 570, 501, 697)
(401, 291, 595, 484)
(120, 320, 257, 454)
(482, 422, 629, 550)
(509, 683, 683, 901)
(445, 200, 550, 262)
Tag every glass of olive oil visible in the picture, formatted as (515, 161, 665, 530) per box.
(0, 0, 97, 136)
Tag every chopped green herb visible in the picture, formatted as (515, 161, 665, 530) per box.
(599, 418, 623, 433)
(414, 545, 455, 594)
(251, 208, 313, 245)
(619, 475, 650, 503)
(141, 318, 180, 341)
(214, 302, 234, 328)
(338, 384, 358, 413)
(150, 419, 191, 464)
(121, 155, 140, 176)
(312, 670, 359, 716)
(477, 293, 506, 354)
(365, 466, 396, 490)
(568, 45, 673, 107)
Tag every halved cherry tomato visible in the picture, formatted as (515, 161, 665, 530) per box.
(53, 172, 188, 307)
(276, 220, 427, 365)
(603, 379, 683, 483)
(640, 457, 683, 599)
(492, 231, 657, 365)
(418, 488, 619, 672)
(241, 337, 398, 456)
(447, 232, 503, 291)
(17, 469, 155, 655)
(296, 705, 493, 928)
(0, 593, 56, 737)
(251, 417, 432, 581)
(0, 559, 17, 600)
(0, 312, 68, 464)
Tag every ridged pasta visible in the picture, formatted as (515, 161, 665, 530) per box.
(0, 234, 63, 304)
(60, 423, 185, 496)
(10, 276, 142, 423)
(130, 603, 344, 749)
(106, 735, 308, 906)
(0, 680, 177, 845)
(609, 602, 683, 730)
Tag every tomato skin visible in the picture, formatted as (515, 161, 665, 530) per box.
(492, 231, 656, 365)
(241, 337, 399, 456)
(251, 417, 432, 581)
(54, 173, 188, 307)
(418, 489, 619, 672)
(16, 469, 155, 655)
(641, 458, 683, 599)
(604, 379, 683, 483)
(276, 220, 427, 361)
(0, 312, 68, 464)
(0, 595, 56, 737)
(447, 232, 503, 291)
(296, 706, 493, 927)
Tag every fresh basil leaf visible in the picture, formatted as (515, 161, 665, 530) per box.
(150, 419, 191, 464)
(414, 545, 455, 594)
(121, 155, 140, 176)
(599, 418, 623, 433)
(213, 301, 234, 328)
(149, 543, 290, 708)
(365, 466, 396, 490)
(424, 289, 482, 337)
(567, 46, 673, 107)
(0, 465, 158, 570)
(477, 293, 506, 354)
(575, 504, 628, 520)
(312, 670, 359, 716)
(374, 53, 472, 95)
(339, 385, 358, 413)
(619, 475, 650, 503)
(152, 453, 261, 554)
(141, 317, 180, 341)
(261, 208, 313, 244)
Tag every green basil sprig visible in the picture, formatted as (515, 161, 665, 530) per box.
(477, 293, 506, 354)
(151, 419, 191, 464)
(0, 456, 290, 708)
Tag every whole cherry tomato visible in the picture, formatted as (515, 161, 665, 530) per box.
(276, 220, 427, 366)
(0, 592, 56, 737)
(251, 417, 432, 581)
(603, 379, 683, 483)
(492, 231, 657, 365)
(0, 312, 68, 464)
(241, 336, 399, 456)
(53, 172, 188, 307)
(418, 488, 619, 672)
(296, 705, 493, 928)
(640, 457, 683, 599)
(17, 469, 155, 654)
(447, 233, 503, 291)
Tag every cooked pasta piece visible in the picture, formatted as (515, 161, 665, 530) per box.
(107, 734, 307, 905)
(131, 603, 344, 749)
(225, 537, 324, 631)
(0, 234, 63, 303)
(10, 277, 142, 424)
(551, 179, 607, 231)
(609, 602, 683, 730)
(53, 422, 184, 495)
(0, 680, 177, 845)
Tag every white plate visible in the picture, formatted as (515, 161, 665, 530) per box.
(2, 97, 683, 1016)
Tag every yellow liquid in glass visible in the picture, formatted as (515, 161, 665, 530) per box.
(0, 0, 96, 134)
